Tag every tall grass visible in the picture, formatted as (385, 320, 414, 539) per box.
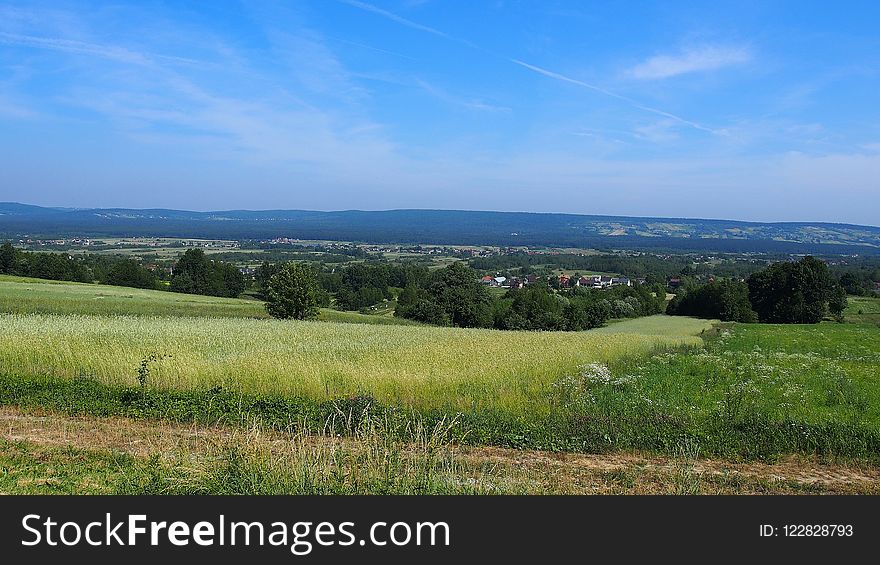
(122, 410, 506, 495)
(0, 410, 515, 495)
(0, 313, 708, 415)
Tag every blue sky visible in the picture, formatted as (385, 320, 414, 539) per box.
(0, 1, 878, 224)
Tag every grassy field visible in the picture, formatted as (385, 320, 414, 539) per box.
(0, 407, 499, 495)
(845, 295, 880, 324)
(1, 276, 878, 465)
(0, 274, 416, 325)
(0, 275, 268, 318)
(593, 315, 715, 336)
(595, 321, 880, 458)
(0, 312, 709, 414)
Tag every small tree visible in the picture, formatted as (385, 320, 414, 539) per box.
(828, 285, 848, 323)
(265, 262, 320, 320)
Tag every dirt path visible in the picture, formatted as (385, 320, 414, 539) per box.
(2, 406, 878, 494)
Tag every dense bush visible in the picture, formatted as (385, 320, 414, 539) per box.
(831, 258, 880, 296)
(494, 285, 566, 330)
(313, 263, 429, 310)
(667, 279, 757, 322)
(336, 285, 388, 311)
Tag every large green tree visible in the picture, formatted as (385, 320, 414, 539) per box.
(265, 262, 320, 320)
(170, 249, 212, 294)
(0, 241, 17, 274)
(104, 258, 159, 289)
(427, 262, 493, 328)
(747, 256, 846, 323)
(395, 262, 492, 328)
(170, 248, 244, 298)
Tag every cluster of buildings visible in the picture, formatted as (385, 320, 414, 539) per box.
(359, 244, 496, 257)
(558, 274, 633, 289)
(481, 273, 636, 290)
(481, 274, 541, 289)
(267, 237, 305, 245)
(15, 238, 97, 247)
(480, 275, 509, 287)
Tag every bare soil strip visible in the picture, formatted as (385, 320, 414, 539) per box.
(2, 406, 878, 494)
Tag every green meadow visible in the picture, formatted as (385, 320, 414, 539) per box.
(844, 294, 880, 324)
(1, 275, 878, 461)
(0, 274, 414, 325)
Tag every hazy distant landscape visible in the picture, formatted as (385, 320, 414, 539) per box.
(3, 202, 879, 254)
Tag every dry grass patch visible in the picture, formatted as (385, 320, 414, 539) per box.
(3, 406, 877, 495)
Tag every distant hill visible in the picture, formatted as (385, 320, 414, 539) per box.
(2, 202, 879, 255)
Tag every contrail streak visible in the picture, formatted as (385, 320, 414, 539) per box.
(339, 0, 720, 134)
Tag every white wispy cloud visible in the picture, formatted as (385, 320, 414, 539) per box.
(633, 119, 681, 143)
(339, 1, 721, 136)
(0, 31, 201, 66)
(0, 9, 399, 171)
(511, 59, 720, 134)
(628, 45, 751, 80)
(0, 93, 36, 119)
(415, 79, 510, 112)
(338, 0, 478, 48)
(324, 35, 417, 61)
(339, 0, 449, 40)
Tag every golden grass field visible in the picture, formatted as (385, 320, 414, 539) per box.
(0, 312, 712, 413)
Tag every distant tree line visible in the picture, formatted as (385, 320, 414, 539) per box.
(259, 258, 667, 330)
(668, 256, 848, 323)
(830, 257, 880, 296)
(468, 252, 768, 282)
(0, 241, 159, 288)
(489, 282, 666, 331)
(210, 250, 370, 265)
(1, 242, 247, 298)
(239, 241, 374, 258)
(0, 242, 92, 283)
(10, 206, 880, 256)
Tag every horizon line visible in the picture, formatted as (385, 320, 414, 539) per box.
(1, 201, 879, 230)
(0, 201, 880, 229)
